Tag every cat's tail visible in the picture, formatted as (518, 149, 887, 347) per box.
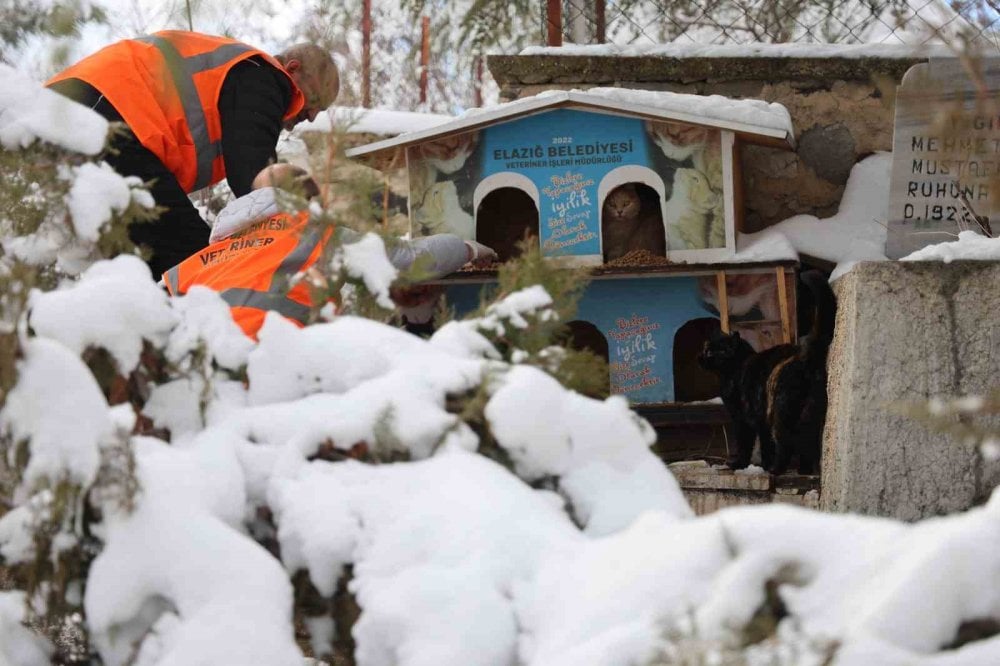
(799, 269, 837, 369)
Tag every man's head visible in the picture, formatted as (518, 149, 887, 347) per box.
(253, 163, 321, 199)
(275, 44, 339, 130)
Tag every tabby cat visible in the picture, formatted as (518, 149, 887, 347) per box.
(697, 270, 836, 475)
(601, 183, 666, 262)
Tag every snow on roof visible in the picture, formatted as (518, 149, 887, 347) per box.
(296, 105, 452, 136)
(519, 42, 949, 59)
(347, 88, 794, 163)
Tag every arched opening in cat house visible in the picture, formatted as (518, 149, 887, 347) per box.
(474, 173, 540, 262)
(672, 317, 722, 402)
(597, 166, 667, 263)
(559, 320, 611, 397)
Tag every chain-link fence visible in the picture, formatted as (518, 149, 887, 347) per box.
(547, 0, 999, 47)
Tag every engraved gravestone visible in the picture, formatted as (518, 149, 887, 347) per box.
(887, 58, 1000, 259)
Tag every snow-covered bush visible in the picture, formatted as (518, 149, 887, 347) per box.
(3, 62, 1000, 666)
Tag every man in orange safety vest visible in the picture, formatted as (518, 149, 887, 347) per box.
(48, 31, 339, 275)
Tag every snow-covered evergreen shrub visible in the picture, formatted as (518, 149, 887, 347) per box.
(2, 60, 1000, 666)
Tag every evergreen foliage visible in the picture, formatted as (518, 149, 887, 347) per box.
(0, 0, 106, 64)
(0, 102, 617, 662)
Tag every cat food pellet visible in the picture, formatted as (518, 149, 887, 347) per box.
(601, 249, 672, 269)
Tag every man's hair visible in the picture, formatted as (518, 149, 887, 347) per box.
(276, 43, 340, 106)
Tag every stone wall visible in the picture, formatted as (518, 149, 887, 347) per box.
(487, 54, 923, 233)
(822, 261, 1000, 520)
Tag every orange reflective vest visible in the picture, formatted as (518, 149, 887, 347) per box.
(163, 211, 333, 338)
(48, 30, 305, 193)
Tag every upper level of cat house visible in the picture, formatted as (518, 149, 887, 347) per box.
(346, 88, 795, 266)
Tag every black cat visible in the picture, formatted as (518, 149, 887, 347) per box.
(697, 270, 836, 475)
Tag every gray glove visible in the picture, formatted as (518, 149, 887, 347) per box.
(464, 240, 498, 265)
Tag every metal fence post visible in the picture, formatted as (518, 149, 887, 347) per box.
(420, 15, 430, 105)
(362, 0, 372, 108)
(595, 0, 606, 43)
(547, 0, 562, 46)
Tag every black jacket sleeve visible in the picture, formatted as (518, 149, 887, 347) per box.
(218, 57, 293, 197)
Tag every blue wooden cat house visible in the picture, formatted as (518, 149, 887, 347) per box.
(347, 89, 800, 417)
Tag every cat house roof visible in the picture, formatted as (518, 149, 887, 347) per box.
(346, 88, 795, 165)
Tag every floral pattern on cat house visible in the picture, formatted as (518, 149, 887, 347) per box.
(346, 89, 794, 266)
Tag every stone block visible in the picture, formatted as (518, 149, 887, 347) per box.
(821, 261, 1000, 520)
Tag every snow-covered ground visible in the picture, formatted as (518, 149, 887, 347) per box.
(2, 61, 1000, 666)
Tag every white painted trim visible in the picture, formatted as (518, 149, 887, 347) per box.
(597, 165, 667, 209)
(722, 130, 737, 257)
(473, 172, 540, 213)
(663, 130, 735, 262)
(405, 145, 414, 237)
(346, 91, 793, 163)
(596, 166, 668, 258)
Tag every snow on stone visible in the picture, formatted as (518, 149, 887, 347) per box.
(756, 150, 1000, 273)
(297, 105, 452, 135)
(739, 152, 891, 277)
(66, 162, 150, 242)
(335, 233, 399, 310)
(0, 592, 52, 666)
(485, 365, 692, 534)
(0, 64, 108, 155)
(520, 42, 949, 59)
(0, 337, 110, 494)
(29, 255, 177, 373)
(900, 230, 1000, 262)
(730, 228, 799, 263)
(85, 432, 303, 666)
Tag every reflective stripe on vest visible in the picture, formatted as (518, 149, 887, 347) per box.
(223, 226, 325, 325)
(162, 212, 329, 332)
(164, 264, 181, 295)
(135, 35, 253, 191)
(271, 227, 325, 290)
(218, 288, 312, 324)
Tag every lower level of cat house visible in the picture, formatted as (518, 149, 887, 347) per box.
(439, 259, 799, 405)
(431, 258, 825, 514)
